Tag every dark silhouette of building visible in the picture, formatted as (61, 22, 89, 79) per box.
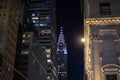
(14, 32, 47, 80)
(0, 0, 58, 80)
(13, 0, 47, 80)
(29, 0, 58, 80)
(57, 27, 68, 80)
(0, 0, 21, 80)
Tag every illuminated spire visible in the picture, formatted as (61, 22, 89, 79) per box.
(58, 27, 65, 45)
(57, 27, 68, 80)
(57, 27, 68, 54)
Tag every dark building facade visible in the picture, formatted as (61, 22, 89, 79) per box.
(0, 0, 21, 80)
(0, 0, 57, 80)
(13, 0, 47, 80)
(57, 27, 68, 80)
(14, 32, 47, 80)
(29, 0, 58, 80)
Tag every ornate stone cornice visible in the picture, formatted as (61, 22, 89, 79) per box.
(84, 17, 120, 26)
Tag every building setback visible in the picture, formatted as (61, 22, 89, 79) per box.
(84, 0, 120, 80)
(0, 0, 21, 80)
(57, 27, 68, 80)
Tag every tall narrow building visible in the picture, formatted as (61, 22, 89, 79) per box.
(13, 0, 47, 80)
(84, 0, 120, 80)
(0, 0, 21, 80)
(29, 0, 58, 80)
(57, 27, 68, 80)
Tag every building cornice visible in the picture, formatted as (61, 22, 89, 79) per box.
(84, 17, 120, 26)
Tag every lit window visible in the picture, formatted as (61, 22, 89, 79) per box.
(40, 23, 47, 26)
(46, 19, 52, 23)
(46, 16, 50, 19)
(22, 34, 26, 38)
(41, 29, 51, 33)
(34, 23, 40, 26)
(32, 17, 39, 19)
(45, 49, 51, 53)
(47, 59, 52, 63)
(46, 54, 50, 58)
(22, 40, 25, 43)
(33, 20, 36, 23)
(47, 76, 51, 79)
(33, 20, 39, 23)
(27, 34, 31, 37)
(32, 13, 35, 16)
(21, 50, 29, 54)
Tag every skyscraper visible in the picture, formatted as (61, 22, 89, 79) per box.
(84, 0, 120, 80)
(14, 32, 47, 80)
(13, 0, 47, 80)
(0, 0, 21, 80)
(29, 0, 58, 80)
(57, 27, 68, 80)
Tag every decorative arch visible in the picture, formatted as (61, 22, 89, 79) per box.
(101, 64, 120, 80)
(102, 64, 120, 69)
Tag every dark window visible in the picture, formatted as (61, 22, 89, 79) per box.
(0, 54, 2, 72)
(106, 75, 117, 80)
(0, 6, 2, 9)
(0, 0, 3, 2)
(100, 3, 111, 15)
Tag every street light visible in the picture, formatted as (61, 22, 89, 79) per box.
(81, 38, 85, 43)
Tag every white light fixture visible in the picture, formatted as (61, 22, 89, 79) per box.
(81, 38, 85, 42)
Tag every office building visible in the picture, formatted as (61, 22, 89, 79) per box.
(14, 32, 47, 80)
(84, 0, 120, 80)
(57, 27, 68, 80)
(0, 0, 21, 80)
(29, 0, 58, 80)
(13, 0, 47, 80)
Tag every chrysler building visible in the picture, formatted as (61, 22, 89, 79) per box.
(57, 27, 68, 80)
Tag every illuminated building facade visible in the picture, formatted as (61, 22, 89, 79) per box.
(57, 27, 68, 80)
(0, 0, 21, 80)
(29, 0, 58, 80)
(84, 0, 120, 80)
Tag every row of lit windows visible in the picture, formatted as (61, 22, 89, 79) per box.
(22, 34, 31, 38)
(32, 16, 51, 19)
(22, 39, 30, 44)
(38, 29, 51, 34)
(34, 23, 47, 27)
(33, 19, 52, 23)
(21, 50, 29, 55)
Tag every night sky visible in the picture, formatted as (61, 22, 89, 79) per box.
(56, 0, 84, 80)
